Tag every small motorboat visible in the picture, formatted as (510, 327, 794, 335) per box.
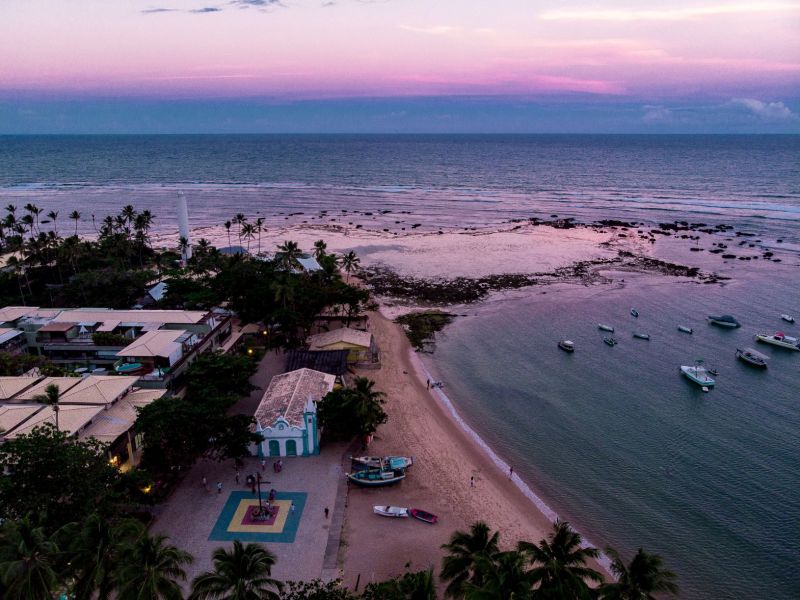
(736, 347, 768, 368)
(558, 340, 575, 352)
(677, 326, 693, 334)
(708, 314, 741, 328)
(598, 324, 615, 332)
(632, 332, 650, 340)
(352, 456, 414, 470)
(409, 508, 438, 524)
(781, 314, 795, 324)
(348, 469, 406, 487)
(630, 308, 639, 318)
(603, 336, 617, 346)
(755, 332, 800, 351)
(681, 362, 715, 391)
(373, 506, 408, 518)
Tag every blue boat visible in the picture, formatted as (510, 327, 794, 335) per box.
(347, 469, 406, 487)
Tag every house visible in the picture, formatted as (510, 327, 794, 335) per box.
(285, 349, 349, 376)
(115, 330, 198, 378)
(0, 328, 26, 354)
(253, 368, 335, 457)
(307, 328, 377, 364)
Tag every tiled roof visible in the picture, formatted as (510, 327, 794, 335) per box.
(58, 376, 139, 406)
(117, 330, 186, 358)
(79, 388, 165, 443)
(0, 376, 40, 401)
(53, 308, 206, 325)
(255, 368, 334, 428)
(13, 377, 83, 401)
(308, 328, 373, 349)
(0, 404, 42, 436)
(3, 404, 104, 439)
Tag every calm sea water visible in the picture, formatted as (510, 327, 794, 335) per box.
(2, 135, 799, 598)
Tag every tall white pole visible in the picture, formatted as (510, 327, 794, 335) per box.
(177, 193, 192, 260)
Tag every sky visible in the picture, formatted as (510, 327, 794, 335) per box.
(1, 0, 799, 133)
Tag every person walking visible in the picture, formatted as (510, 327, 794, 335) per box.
(508, 466, 513, 479)
(290, 502, 296, 517)
(235, 470, 240, 484)
(202, 475, 208, 491)
(470, 476, 474, 488)
(324, 507, 329, 519)
(261, 458, 266, 471)
(217, 481, 223, 494)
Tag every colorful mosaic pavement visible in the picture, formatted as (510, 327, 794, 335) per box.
(209, 491, 307, 542)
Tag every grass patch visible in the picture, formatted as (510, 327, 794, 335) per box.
(395, 310, 455, 351)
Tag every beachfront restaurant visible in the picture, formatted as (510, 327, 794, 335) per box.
(253, 368, 335, 457)
(307, 328, 377, 365)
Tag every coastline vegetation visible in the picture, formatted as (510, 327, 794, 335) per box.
(395, 310, 456, 351)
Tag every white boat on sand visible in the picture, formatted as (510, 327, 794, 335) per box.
(373, 506, 409, 518)
(755, 332, 800, 351)
(681, 363, 715, 391)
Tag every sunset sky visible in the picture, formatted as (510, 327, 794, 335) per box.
(1, 0, 799, 132)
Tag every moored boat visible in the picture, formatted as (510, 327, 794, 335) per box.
(755, 332, 800, 351)
(558, 340, 575, 352)
(677, 326, 693, 334)
(632, 332, 650, 340)
(348, 469, 406, 487)
(708, 314, 741, 328)
(373, 505, 409, 518)
(352, 456, 414, 470)
(598, 324, 615, 332)
(409, 508, 438, 524)
(603, 336, 617, 346)
(781, 314, 795, 324)
(681, 362, 715, 391)
(736, 347, 768, 368)
(630, 308, 639, 318)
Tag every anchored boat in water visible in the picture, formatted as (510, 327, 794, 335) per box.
(558, 340, 575, 352)
(708, 314, 741, 328)
(681, 361, 715, 391)
(677, 326, 693, 334)
(781, 314, 795, 324)
(603, 336, 618, 347)
(755, 332, 800, 351)
(630, 308, 639, 318)
(632, 332, 650, 340)
(598, 324, 615, 332)
(736, 347, 768, 368)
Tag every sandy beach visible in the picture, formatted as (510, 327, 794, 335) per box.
(340, 308, 570, 589)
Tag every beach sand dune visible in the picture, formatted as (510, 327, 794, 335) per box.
(342, 310, 556, 590)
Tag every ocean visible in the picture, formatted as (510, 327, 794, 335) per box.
(2, 135, 799, 598)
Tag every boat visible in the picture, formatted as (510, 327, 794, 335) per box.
(630, 308, 639, 318)
(707, 314, 741, 328)
(755, 332, 800, 351)
(373, 505, 409, 518)
(781, 314, 795, 324)
(736, 347, 768, 368)
(603, 336, 617, 346)
(680, 362, 715, 391)
(677, 326, 693, 334)
(558, 340, 575, 352)
(409, 508, 438, 524)
(632, 332, 650, 340)
(598, 324, 615, 332)
(347, 469, 406, 487)
(352, 456, 414, 470)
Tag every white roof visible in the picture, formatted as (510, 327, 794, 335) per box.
(58, 376, 139, 406)
(3, 404, 104, 439)
(255, 368, 334, 428)
(0, 376, 40, 401)
(296, 255, 322, 272)
(0, 327, 24, 345)
(79, 388, 165, 443)
(147, 282, 168, 302)
(53, 308, 206, 325)
(14, 377, 83, 400)
(308, 328, 373, 349)
(116, 330, 186, 358)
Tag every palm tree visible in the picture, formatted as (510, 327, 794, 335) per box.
(121, 205, 137, 230)
(32, 383, 60, 432)
(224, 220, 232, 248)
(234, 213, 247, 245)
(276, 240, 301, 270)
(241, 223, 255, 253)
(189, 540, 282, 600)
(179, 236, 190, 261)
(67, 515, 145, 600)
(114, 533, 193, 600)
(518, 520, 602, 600)
(349, 377, 387, 437)
(441, 521, 501, 598)
(598, 547, 678, 600)
(312, 239, 327, 260)
(46, 210, 59, 235)
(24, 203, 40, 234)
(255, 217, 264, 254)
(463, 550, 532, 600)
(69, 210, 81, 236)
(0, 516, 63, 600)
(339, 250, 360, 282)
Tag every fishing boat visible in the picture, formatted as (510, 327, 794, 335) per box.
(630, 308, 639, 318)
(677, 326, 693, 334)
(781, 314, 795, 324)
(348, 469, 406, 487)
(755, 332, 800, 351)
(598, 324, 615, 332)
(707, 314, 741, 328)
(736, 347, 768, 368)
(632, 332, 650, 340)
(680, 362, 715, 391)
(352, 456, 414, 470)
(373, 506, 409, 518)
(409, 508, 438, 524)
(558, 340, 575, 352)
(603, 336, 617, 346)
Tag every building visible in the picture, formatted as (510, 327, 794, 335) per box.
(307, 328, 377, 364)
(0, 328, 26, 354)
(0, 305, 232, 388)
(0, 374, 164, 471)
(253, 368, 335, 457)
(114, 329, 199, 378)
